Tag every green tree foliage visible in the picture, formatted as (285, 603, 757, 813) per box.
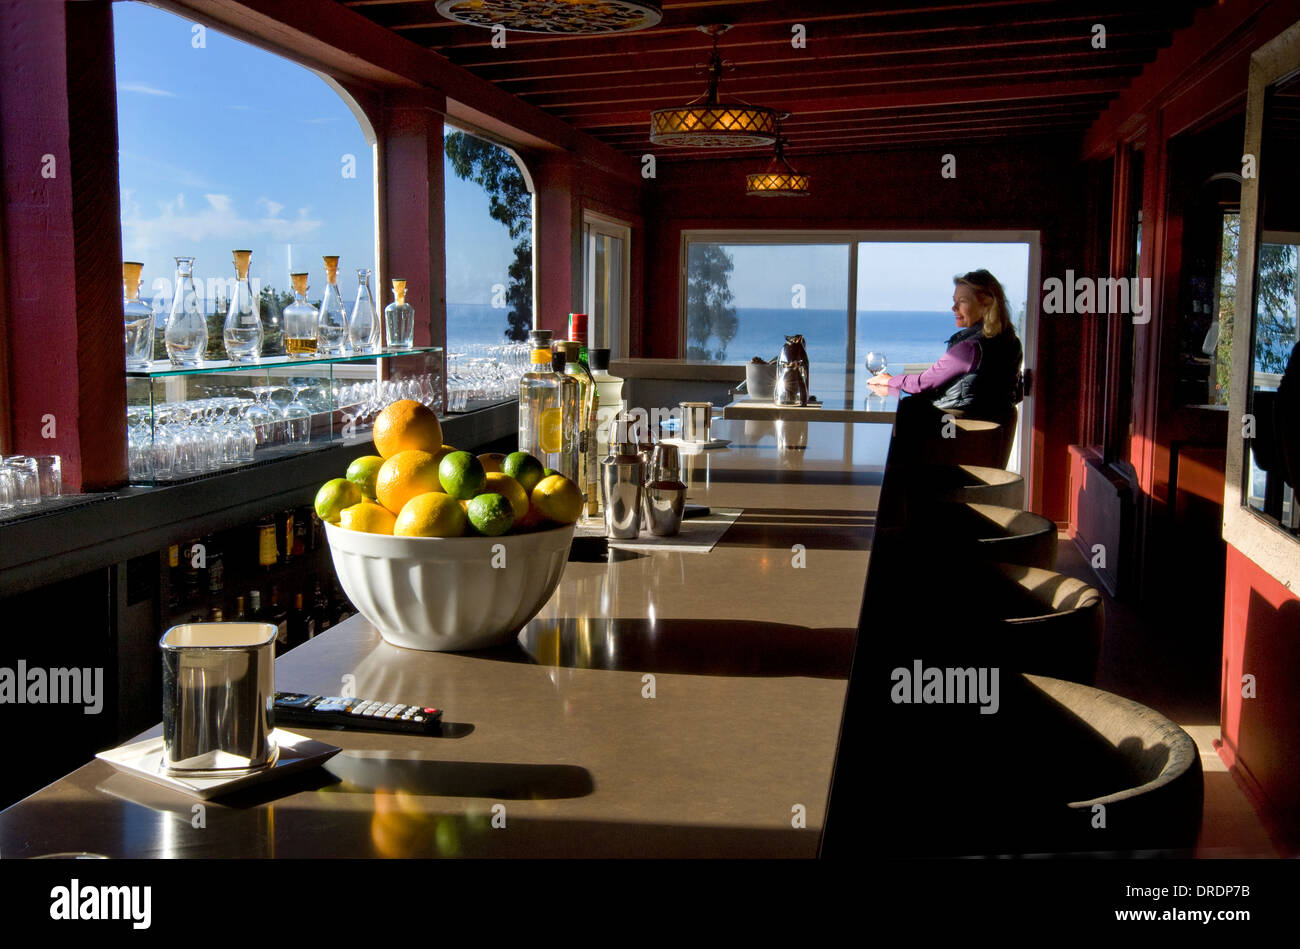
(686, 243, 739, 360)
(443, 130, 532, 342)
(1255, 241, 1297, 375)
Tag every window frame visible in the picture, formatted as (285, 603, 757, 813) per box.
(582, 209, 632, 358)
(678, 228, 1041, 490)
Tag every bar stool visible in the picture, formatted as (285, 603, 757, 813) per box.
(915, 501, 1057, 569)
(907, 464, 1024, 509)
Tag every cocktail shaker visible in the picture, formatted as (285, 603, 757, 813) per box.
(601, 438, 644, 539)
(643, 443, 687, 536)
(775, 334, 810, 406)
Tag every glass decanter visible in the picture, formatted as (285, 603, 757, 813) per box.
(317, 255, 348, 355)
(122, 260, 154, 370)
(223, 249, 263, 363)
(283, 272, 319, 358)
(165, 256, 207, 366)
(348, 268, 379, 354)
(385, 278, 414, 349)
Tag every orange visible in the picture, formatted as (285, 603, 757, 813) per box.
(339, 500, 396, 535)
(531, 474, 583, 525)
(373, 399, 443, 459)
(394, 492, 467, 537)
(376, 449, 444, 514)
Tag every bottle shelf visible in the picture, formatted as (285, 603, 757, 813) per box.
(126, 345, 443, 378)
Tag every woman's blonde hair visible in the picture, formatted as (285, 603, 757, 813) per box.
(954, 269, 1014, 338)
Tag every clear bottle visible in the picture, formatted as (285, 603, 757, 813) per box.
(165, 255, 207, 366)
(223, 249, 264, 363)
(590, 348, 625, 454)
(519, 329, 565, 474)
(317, 256, 348, 355)
(385, 278, 415, 350)
(283, 272, 319, 358)
(557, 340, 598, 514)
(550, 348, 580, 483)
(348, 268, 379, 354)
(122, 261, 154, 370)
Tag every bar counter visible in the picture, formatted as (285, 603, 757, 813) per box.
(0, 418, 887, 858)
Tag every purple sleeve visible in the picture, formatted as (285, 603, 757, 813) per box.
(887, 340, 980, 394)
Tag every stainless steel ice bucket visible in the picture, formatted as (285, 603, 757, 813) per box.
(159, 623, 277, 775)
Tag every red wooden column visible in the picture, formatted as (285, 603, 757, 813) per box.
(0, 0, 127, 490)
(530, 153, 579, 338)
(377, 91, 447, 353)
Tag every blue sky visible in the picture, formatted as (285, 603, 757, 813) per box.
(113, 1, 515, 310)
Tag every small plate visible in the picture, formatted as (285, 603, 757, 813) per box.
(95, 729, 341, 800)
(662, 437, 731, 452)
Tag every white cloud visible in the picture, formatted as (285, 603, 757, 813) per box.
(122, 190, 322, 248)
(117, 81, 177, 98)
(300, 117, 339, 125)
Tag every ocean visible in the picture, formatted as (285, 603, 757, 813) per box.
(447, 303, 959, 371)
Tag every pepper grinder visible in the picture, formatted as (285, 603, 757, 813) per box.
(643, 444, 687, 536)
(601, 424, 645, 540)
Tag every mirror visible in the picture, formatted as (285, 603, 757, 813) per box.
(1244, 69, 1300, 531)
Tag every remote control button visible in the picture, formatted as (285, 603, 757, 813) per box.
(424, 708, 437, 714)
(384, 709, 400, 719)
(413, 715, 424, 722)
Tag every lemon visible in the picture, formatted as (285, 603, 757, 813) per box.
(373, 399, 443, 459)
(346, 455, 384, 500)
(467, 493, 515, 536)
(376, 449, 444, 514)
(484, 472, 529, 520)
(502, 451, 545, 494)
(394, 492, 467, 537)
(532, 474, 583, 525)
(438, 450, 487, 501)
(315, 478, 361, 524)
(478, 452, 506, 473)
(340, 500, 397, 535)
(538, 408, 563, 454)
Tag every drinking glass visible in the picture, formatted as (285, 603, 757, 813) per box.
(4, 456, 40, 505)
(0, 467, 16, 511)
(865, 351, 888, 376)
(33, 455, 62, 498)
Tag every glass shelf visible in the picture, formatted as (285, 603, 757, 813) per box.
(127, 346, 443, 378)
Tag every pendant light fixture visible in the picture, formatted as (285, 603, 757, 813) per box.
(435, 0, 661, 34)
(746, 117, 810, 197)
(650, 24, 778, 148)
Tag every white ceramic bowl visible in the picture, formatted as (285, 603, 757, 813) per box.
(324, 520, 575, 651)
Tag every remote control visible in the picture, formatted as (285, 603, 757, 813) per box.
(271, 692, 443, 735)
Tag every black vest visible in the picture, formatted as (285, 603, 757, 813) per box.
(931, 322, 1023, 419)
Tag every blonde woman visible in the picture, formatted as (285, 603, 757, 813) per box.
(868, 269, 1023, 419)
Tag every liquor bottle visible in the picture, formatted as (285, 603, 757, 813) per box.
(164, 256, 206, 367)
(292, 509, 309, 559)
(248, 589, 263, 625)
(205, 534, 224, 599)
(268, 586, 290, 654)
(311, 580, 332, 635)
(278, 509, 295, 566)
(123, 261, 154, 370)
(590, 347, 625, 456)
(317, 256, 349, 356)
(209, 607, 224, 623)
(289, 592, 315, 646)
(567, 312, 590, 367)
(550, 348, 580, 484)
(556, 340, 598, 514)
(182, 538, 204, 607)
(330, 579, 355, 625)
(166, 544, 182, 613)
(348, 268, 379, 355)
(385, 278, 415, 349)
(223, 249, 264, 363)
(256, 515, 278, 572)
(233, 595, 248, 622)
(519, 329, 563, 468)
(284, 272, 319, 358)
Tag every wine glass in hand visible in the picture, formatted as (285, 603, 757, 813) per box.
(865, 351, 888, 376)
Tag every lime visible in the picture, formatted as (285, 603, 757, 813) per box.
(339, 499, 396, 535)
(542, 467, 559, 479)
(439, 450, 487, 500)
(315, 478, 361, 524)
(467, 493, 515, 536)
(502, 451, 545, 494)
(346, 455, 384, 500)
(395, 492, 467, 537)
(532, 474, 583, 525)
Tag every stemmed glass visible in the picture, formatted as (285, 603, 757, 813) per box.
(243, 387, 280, 448)
(284, 383, 314, 445)
(865, 351, 888, 376)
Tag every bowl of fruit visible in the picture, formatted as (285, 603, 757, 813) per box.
(317, 400, 581, 652)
